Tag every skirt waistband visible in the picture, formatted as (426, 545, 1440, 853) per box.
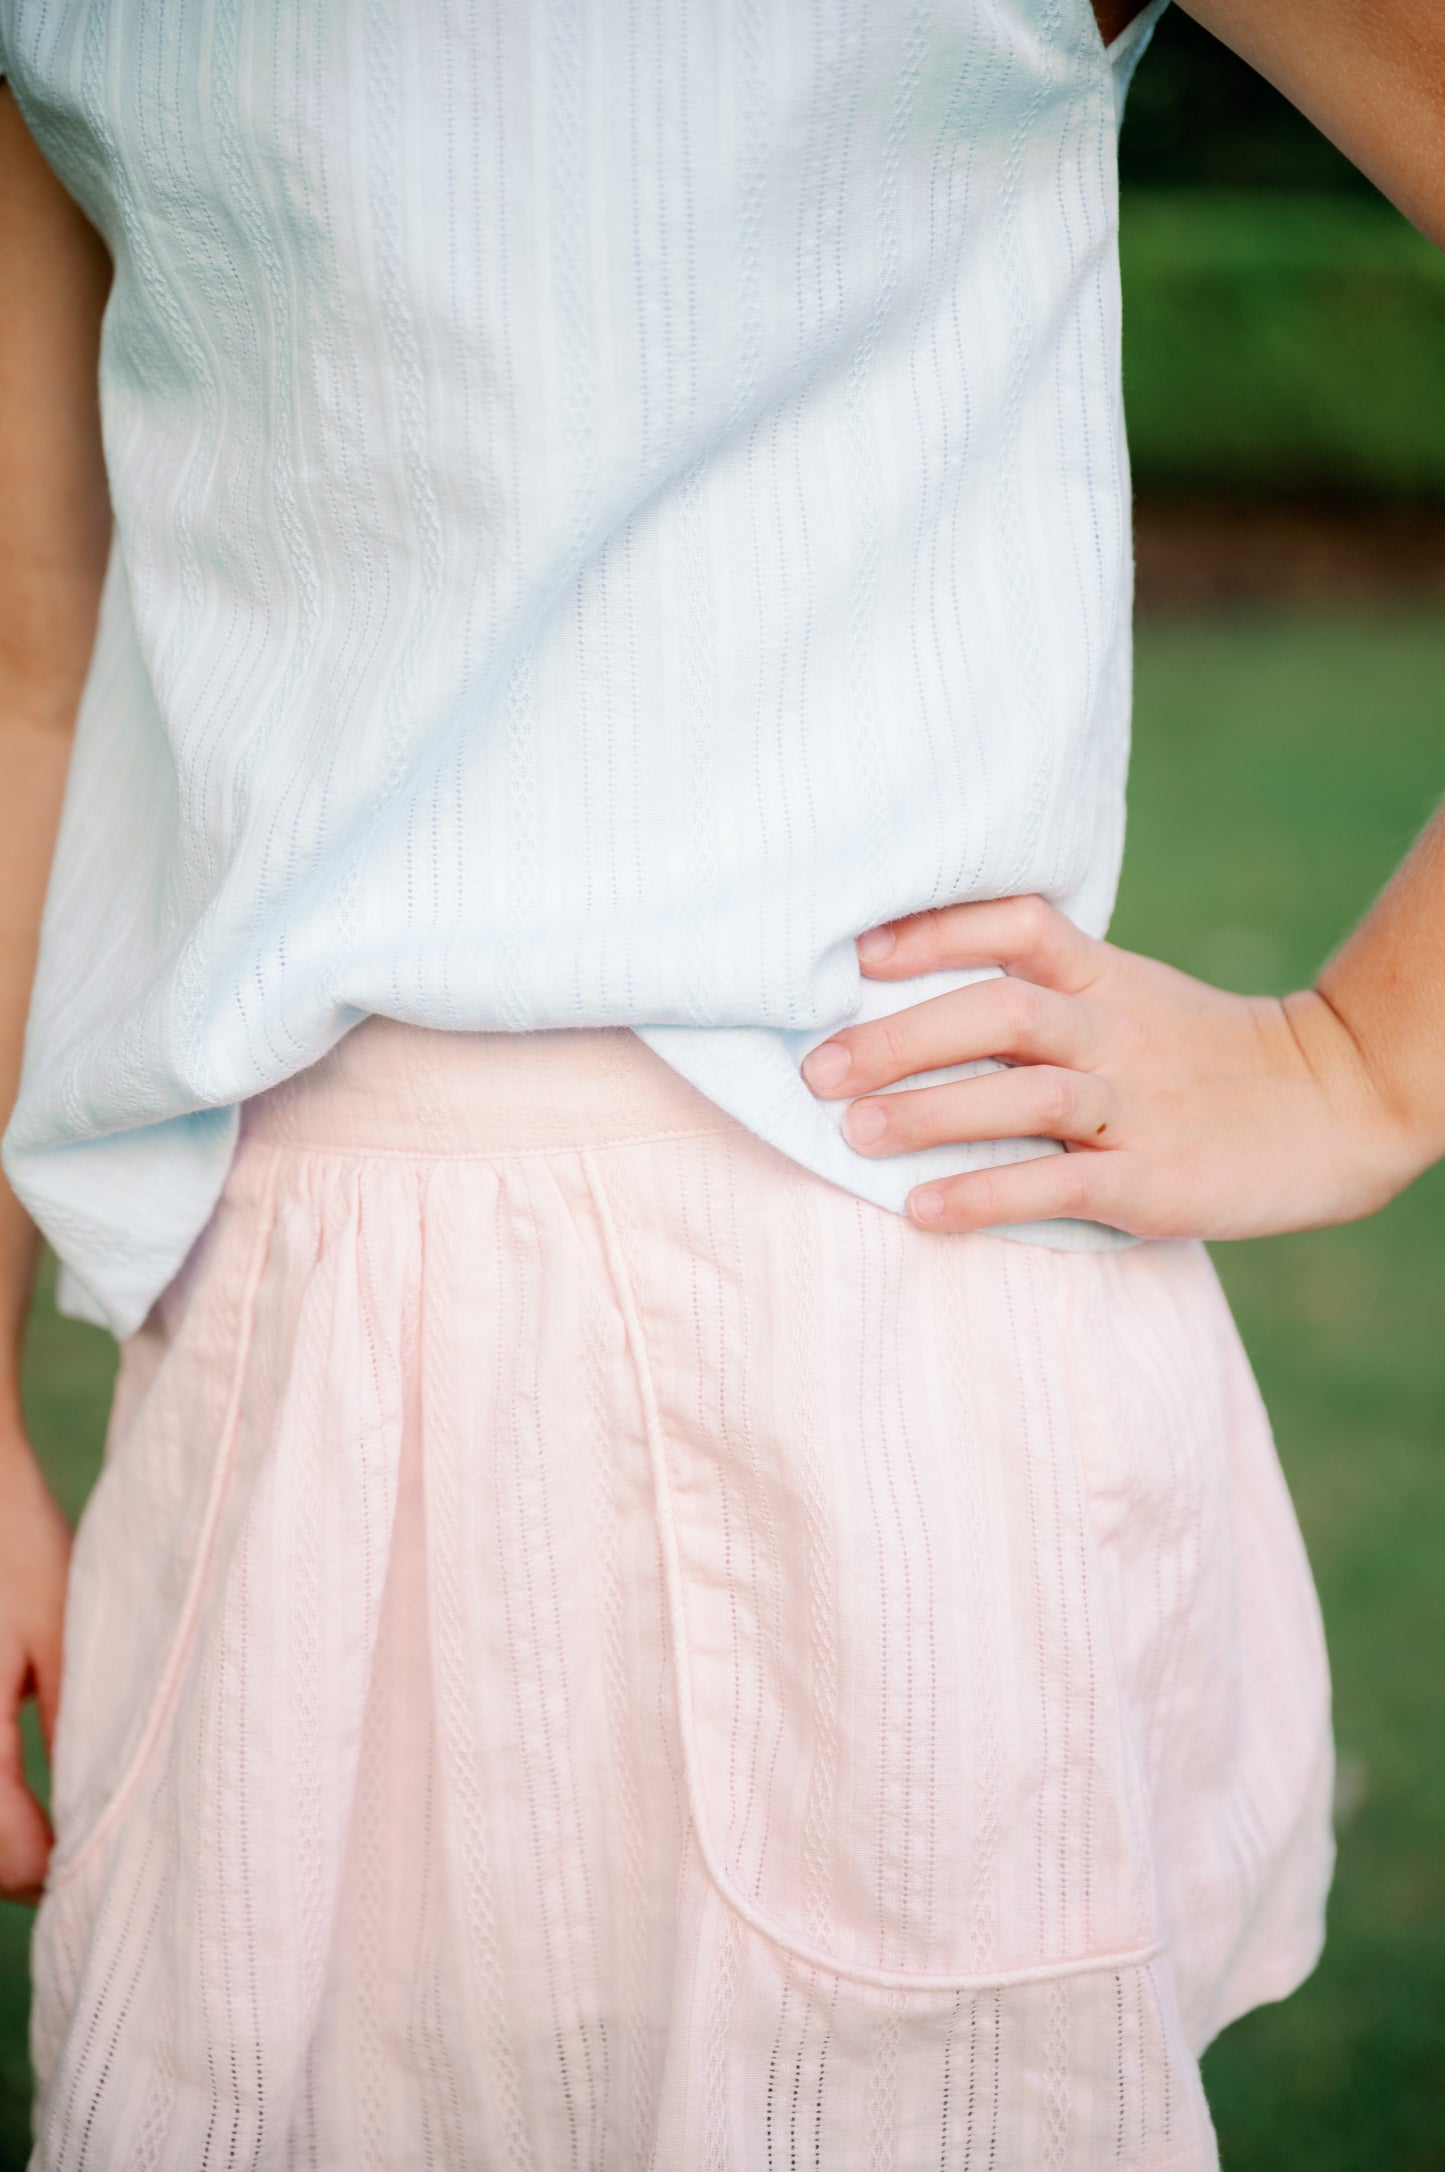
(239, 1015, 743, 1158)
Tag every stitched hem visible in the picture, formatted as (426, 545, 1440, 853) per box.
(1192, 1931, 1327, 2056)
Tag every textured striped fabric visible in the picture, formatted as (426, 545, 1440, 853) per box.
(1, 0, 1167, 1339)
(30, 1017, 1334, 2170)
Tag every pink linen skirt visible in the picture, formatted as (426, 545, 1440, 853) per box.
(30, 1017, 1333, 2171)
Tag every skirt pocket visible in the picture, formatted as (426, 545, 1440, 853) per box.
(582, 1143, 1167, 1993)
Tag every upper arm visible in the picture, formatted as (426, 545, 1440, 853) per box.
(0, 81, 112, 731)
(1175, 0, 1445, 250)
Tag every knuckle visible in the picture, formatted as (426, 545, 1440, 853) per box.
(1012, 892, 1053, 946)
(997, 976, 1040, 1041)
(875, 1015, 913, 1076)
(959, 1171, 999, 1224)
(1034, 1070, 1076, 1129)
(910, 905, 946, 953)
(1054, 1154, 1093, 1213)
(896, 906, 951, 973)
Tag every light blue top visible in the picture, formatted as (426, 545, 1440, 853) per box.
(1, 0, 1165, 1337)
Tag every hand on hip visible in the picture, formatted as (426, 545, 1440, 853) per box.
(800, 894, 1421, 1240)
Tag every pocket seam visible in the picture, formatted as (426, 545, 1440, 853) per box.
(578, 1147, 1167, 1995)
(44, 1151, 282, 1895)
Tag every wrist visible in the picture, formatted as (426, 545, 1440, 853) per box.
(1283, 984, 1444, 1207)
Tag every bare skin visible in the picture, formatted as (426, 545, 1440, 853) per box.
(1091, 0, 1152, 46)
(0, 82, 111, 1903)
(0, 0, 1442, 1899)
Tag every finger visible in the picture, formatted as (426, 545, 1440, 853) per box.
(843, 1065, 1115, 1156)
(802, 975, 1094, 1098)
(856, 893, 1103, 995)
(904, 1145, 1138, 1234)
(33, 1633, 64, 1758)
(0, 1706, 52, 1901)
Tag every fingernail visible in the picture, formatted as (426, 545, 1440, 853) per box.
(847, 1100, 887, 1146)
(802, 1041, 850, 1090)
(909, 1187, 945, 1224)
(857, 926, 895, 964)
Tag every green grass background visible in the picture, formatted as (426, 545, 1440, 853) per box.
(0, 609, 1442, 2166)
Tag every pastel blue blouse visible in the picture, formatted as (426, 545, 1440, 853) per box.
(1, 0, 1165, 1335)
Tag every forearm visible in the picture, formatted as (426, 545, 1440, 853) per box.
(0, 710, 76, 1437)
(0, 83, 112, 1437)
(1177, 0, 1445, 249)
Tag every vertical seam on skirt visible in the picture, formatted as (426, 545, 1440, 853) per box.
(46, 1148, 283, 1893)
(577, 1146, 1169, 1996)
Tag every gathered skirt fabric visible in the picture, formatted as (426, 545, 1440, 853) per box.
(29, 1017, 1333, 2171)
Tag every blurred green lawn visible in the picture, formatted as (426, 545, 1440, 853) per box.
(1, 611, 1443, 2168)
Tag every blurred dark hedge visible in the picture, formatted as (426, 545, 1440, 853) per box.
(1120, 10, 1371, 196)
(1119, 12, 1445, 505)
